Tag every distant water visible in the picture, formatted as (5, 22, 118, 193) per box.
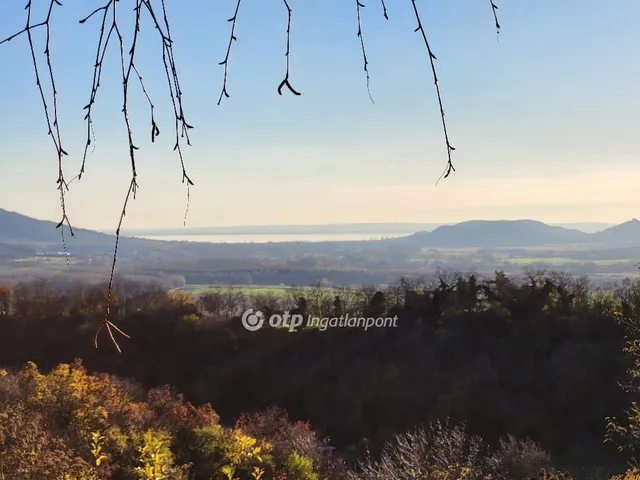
(136, 232, 412, 243)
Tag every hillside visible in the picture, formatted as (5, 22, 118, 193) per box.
(0, 208, 162, 257)
(0, 208, 112, 244)
(117, 221, 614, 237)
(397, 219, 640, 248)
(2, 208, 639, 251)
(401, 220, 592, 248)
(592, 218, 640, 246)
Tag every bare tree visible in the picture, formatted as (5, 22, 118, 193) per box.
(0, 1, 502, 350)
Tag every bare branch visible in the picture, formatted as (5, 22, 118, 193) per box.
(143, 0, 194, 225)
(0, 0, 510, 351)
(1, 1, 75, 261)
(490, 0, 501, 37)
(75, 2, 114, 182)
(277, 0, 301, 96)
(356, 1, 374, 104)
(218, 0, 243, 105)
(409, 0, 456, 185)
(73, 0, 193, 351)
(380, 0, 389, 20)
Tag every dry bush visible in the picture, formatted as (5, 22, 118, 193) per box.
(487, 435, 553, 480)
(352, 421, 489, 480)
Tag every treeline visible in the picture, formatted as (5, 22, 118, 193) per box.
(2, 271, 640, 478)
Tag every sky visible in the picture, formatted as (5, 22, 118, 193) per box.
(0, 0, 639, 230)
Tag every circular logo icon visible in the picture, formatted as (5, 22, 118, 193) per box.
(241, 308, 265, 331)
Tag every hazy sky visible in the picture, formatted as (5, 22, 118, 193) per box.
(0, 0, 638, 230)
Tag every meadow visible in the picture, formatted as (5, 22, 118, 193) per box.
(175, 284, 335, 297)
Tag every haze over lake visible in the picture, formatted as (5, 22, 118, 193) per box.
(136, 232, 412, 243)
(127, 222, 614, 244)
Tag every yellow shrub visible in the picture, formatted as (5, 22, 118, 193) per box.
(611, 467, 640, 480)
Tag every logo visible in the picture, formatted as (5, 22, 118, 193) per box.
(240, 309, 398, 332)
(241, 308, 265, 331)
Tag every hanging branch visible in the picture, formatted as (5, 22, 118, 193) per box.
(75, 2, 114, 183)
(144, 0, 194, 226)
(277, 0, 301, 96)
(75, 0, 192, 352)
(356, 0, 374, 103)
(89, 0, 142, 352)
(93, 178, 134, 352)
(409, 0, 455, 185)
(0, 0, 73, 263)
(380, 0, 389, 20)
(490, 0, 500, 37)
(218, 0, 243, 105)
(0, 2, 509, 351)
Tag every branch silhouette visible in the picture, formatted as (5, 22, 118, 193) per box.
(277, 0, 301, 96)
(1, 1, 194, 352)
(490, 0, 501, 37)
(356, 1, 375, 104)
(0, 2, 505, 351)
(408, 0, 456, 186)
(218, 0, 243, 105)
(0, 0, 73, 264)
(380, 0, 389, 20)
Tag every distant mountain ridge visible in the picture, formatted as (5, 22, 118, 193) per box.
(0, 208, 158, 256)
(398, 219, 640, 248)
(113, 223, 448, 236)
(0, 208, 110, 243)
(116, 222, 614, 236)
(0, 208, 638, 249)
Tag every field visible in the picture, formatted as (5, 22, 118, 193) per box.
(12, 255, 78, 270)
(175, 284, 299, 297)
(494, 256, 637, 266)
(13, 255, 78, 266)
(417, 246, 640, 267)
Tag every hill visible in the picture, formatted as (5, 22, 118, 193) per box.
(2, 208, 639, 251)
(0, 208, 162, 257)
(116, 221, 614, 237)
(399, 220, 591, 248)
(591, 218, 640, 246)
(0, 208, 112, 244)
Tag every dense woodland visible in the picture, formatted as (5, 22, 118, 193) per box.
(3, 271, 640, 478)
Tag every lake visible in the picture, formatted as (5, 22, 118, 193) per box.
(136, 232, 413, 243)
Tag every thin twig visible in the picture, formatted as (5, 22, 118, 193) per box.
(490, 0, 500, 39)
(277, 0, 301, 96)
(81, 0, 193, 351)
(380, 0, 389, 20)
(94, 178, 135, 353)
(75, 2, 114, 182)
(409, 0, 456, 185)
(93, 0, 138, 352)
(148, 0, 195, 225)
(0, 1, 75, 260)
(356, 1, 374, 104)
(218, 0, 243, 104)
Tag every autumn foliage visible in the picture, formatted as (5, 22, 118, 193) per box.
(4, 271, 640, 478)
(0, 361, 339, 479)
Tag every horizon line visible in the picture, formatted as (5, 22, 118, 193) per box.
(109, 219, 621, 234)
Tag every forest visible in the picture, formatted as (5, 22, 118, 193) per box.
(2, 270, 640, 478)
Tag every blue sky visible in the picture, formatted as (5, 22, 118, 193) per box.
(0, 0, 639, 229)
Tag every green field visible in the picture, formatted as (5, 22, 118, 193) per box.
(495, 256, 637, 266)
(175, 284, 299, 296)
(14, 255, 76, 266)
